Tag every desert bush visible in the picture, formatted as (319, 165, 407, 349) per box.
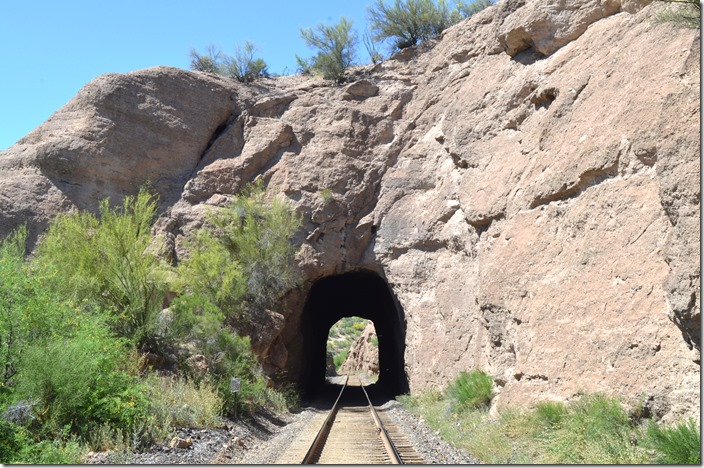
(176, 182, 300, 325)
(362, 28, 385, 64)
(655, 0, 701, 28)
(224, 41, 269, 83)
(0, 227, 38, 394)
(33, 189, 169, 352)
(167, 294, 267, 417)
(11, 437, 84, 464)
(0, 227, 104, 402)
(13, 320, 146, 438)
(189, 45, 223, 73)
(454, 0, 494, 18)
(0, 418, 84, 464)
(368, 0, 494, 51)
(446, 370, 494, 411)
(333, 350, 349, 370)
(646, 417, 701, 464)
(145, 376, 223, 429)
(297, 17, 358, 81)
(190, 43, 269, 82)
(367, 0, 446, 50)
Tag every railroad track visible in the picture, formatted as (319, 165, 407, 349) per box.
(300, 375, 425, 465)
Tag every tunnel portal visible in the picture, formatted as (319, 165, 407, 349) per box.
(300, 270, 409, 397)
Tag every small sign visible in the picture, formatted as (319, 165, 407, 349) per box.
(230, 377, 241, 393)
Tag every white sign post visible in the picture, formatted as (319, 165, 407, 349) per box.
(230, 377, 241, 393)
(230, 377, 241, 419)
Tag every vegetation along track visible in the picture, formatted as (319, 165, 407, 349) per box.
(298, 375, 425, 464)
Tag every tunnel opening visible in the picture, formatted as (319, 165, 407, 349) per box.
(300, 270, 408, 400)
(327, 317, 379, 380)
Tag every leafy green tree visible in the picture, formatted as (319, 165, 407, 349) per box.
(0, 227, 83, 397)
(33, 189, 169, 351)
(172, 182, 299, 416)
(176, 181, 300, 326)
(367, 0, 448, 50)
(297, 17, 358, 82)
(368, 0, 494, 51)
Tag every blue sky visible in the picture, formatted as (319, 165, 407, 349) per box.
(0, 1, 374, 151)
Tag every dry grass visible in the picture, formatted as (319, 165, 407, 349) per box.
(146, 376, 223, 429)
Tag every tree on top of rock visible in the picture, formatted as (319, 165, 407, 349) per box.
(296, 17, 358, 82)
(367, 0, 495, 51)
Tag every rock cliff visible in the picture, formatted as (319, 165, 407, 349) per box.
(0, 0, 699, 421)
(339, 323, 380, 375)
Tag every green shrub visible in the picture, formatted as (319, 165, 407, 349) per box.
(455, 0, 494, 18)
(176, 181, 300, 326)
(655, 0, 701, 28)
(362, 28, 384, 63)
(13, 321, 145, 438)
(225, 41, 269, 83)
(168, 295, 266, 418)
(446, 370, 494, 411)
(534, 400, 568, 429)
(0, 416, 24, 463)
(539, 393, 642, 464)
(146, 376, 223, 429)
(646, 418, 701, 464)
(368, 0, 449, 50)
(367, 0, 494, 51)
(14, 438, 84, 464)
(297, 17, 358, 82)
(34, 189, 169, 352)
(319, 188, 333, 203)
(333, 350, 349, 370)
(189, 45, 223, 73)
(190, 43, 269, 82)
(0, 226, 72, 395)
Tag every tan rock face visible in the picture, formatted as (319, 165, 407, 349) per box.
(339, 323, 380, 375)
(0, 0, 698, 422)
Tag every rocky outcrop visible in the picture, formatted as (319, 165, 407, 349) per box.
(339, 323, 379, 375)
(0, 0, 698, 422)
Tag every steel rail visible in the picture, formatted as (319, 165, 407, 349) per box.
(300, 375, 349, 464)
(359, 375, 403, 465)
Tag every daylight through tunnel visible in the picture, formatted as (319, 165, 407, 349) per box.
(299, 270, 408, 398)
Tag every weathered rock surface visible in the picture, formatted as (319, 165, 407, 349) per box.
(339, 323, 380, 375)
(0, 0, 698, 422)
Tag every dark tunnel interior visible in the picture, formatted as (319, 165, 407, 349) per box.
(299, 270, 409, 399)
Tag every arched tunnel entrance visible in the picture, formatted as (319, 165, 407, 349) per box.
(300, 270, 409, 398)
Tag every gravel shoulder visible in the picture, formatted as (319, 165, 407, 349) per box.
(86, 398, 478, 464)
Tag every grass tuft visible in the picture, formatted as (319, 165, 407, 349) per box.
(396, 381, 700, 464)
(146, 376, 223, 429)
(646, 417, 701, 464)
(446, 370, 494, 411)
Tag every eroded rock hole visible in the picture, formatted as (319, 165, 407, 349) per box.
(299, 270, 408, 399)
